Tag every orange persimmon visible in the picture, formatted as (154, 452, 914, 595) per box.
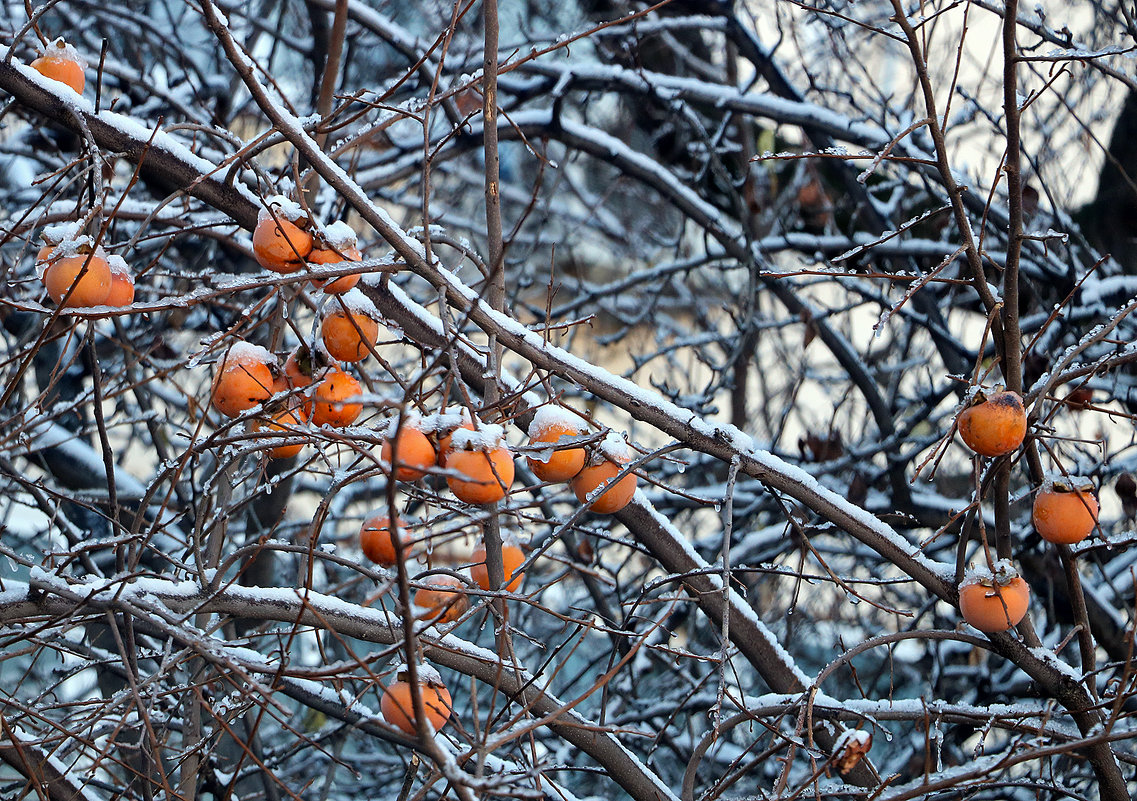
(321, 308, 378, 363)
(959, 574, 1030, 632)
(1033, 479, 1098, 545)
(252, 197, 312, 273)
(446, 426, 515, 504)
(253, 405, 308, 459)
(436, 412, 475, 467)
(309, 221, 362, 293)
(526, 408, 587, 483)
(359, 515, 410, 566)
(31, 39, 84, 94)
(309, 366, 362, 427)
(571, 434, 637, 514)
(470, 541, 525, 592)
(381, 424, 436, 481)
(42, 247, 112, 308)
(957, 389, 1027, 458)
(414, 575, 468, 624)
(211, 342, 276, 418)
(380, 665, 452, 735)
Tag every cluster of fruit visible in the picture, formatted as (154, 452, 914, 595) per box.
(954, 388, 1099, 632)
(370, 405, 639, 511)
(28, 40, 636, 739)
(35, 225, 135, 310)
(253, 196, 365, 293)
(358, 408, 641, 587)
(208, 203, 382, 438)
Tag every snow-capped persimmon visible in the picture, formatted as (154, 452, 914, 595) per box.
(321, 310, 378, 362)
(446, 425, 515, 505)
(380, 664, 452, 736)
(435, 407, 475, 467)
(526, 406, 588, 483)
(41, 245, 112, 308)
(1033, 479, 1098, 545)
(31, 39, 85, 94)
(253, 405, 308, 459)
(252, 196, 312, 273)
(359, 515, 410, 566)
(957, 388, 1027, 458)
(470, 541, 525, 592)
(958, 567, 1030, 633)
(309, 221, 362, 294)
(571, 433, 637, 514)
(381, 422, 436, 481)
(211, 342, 277, 418)
(414, 575, 468, 624)
(309, 366, 362, 427)
(104, 255, 135, 308)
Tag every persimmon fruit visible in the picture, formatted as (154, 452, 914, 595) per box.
(1033, 480, 1098, 545)
(437, 416, 475, 467)
(470, 541, 525, 592)
(527, 412, 587, 483)
(381, 425, 436, 481)
(321, 308, 378, 362)
(211, 343, 276, 418)
(42, 249, 112, 308)
(359, 515, 410, 566)
(309, 367, 362, 427)
(959, 576, 1030, 632)
(252, 200, 312, 273)
(309, 222, 362, 293)
(381, 668, 452, 735)
(284, 345, 333, 389)
(31, 39, 84, 94)
(254, 406, 307, 459)
(414, 575, 468, 624)
(447, 445, 515, 504)
(104, 256, 135, 307)
(957, 389, 1027, 457)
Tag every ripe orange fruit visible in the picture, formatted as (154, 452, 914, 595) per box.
(446, 427, 515, 504)
(1033, 479, 1098, 545)
(211, 342, 276, 418)
(321, 308, 378, 362)
(252, 198, 312, 273)
(42, 248, 112, 308)
(959, 574, 1030, 632)
(254, 406, 308, 459)
(284, 345, 334, 389)
(414, 575, 468, 624)
(526, 409, 587, 482)
(380, 666, 452, 735)
(957, 389, 1027, 457)
(572, 461, 637, 514)
(309, 366, 362, 427)
(104, 255, 135, 307)
(309, 245, 362, 293)
(31, 39, 84, 94)
(470, 541, 525, 592)
(309, 222, 362, 293)
(359, 515, 410, 565)
(436, 411, 475, 467)
(381, 425, 436, 481)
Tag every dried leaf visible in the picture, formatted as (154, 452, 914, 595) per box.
(833, 730, 872, 775)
